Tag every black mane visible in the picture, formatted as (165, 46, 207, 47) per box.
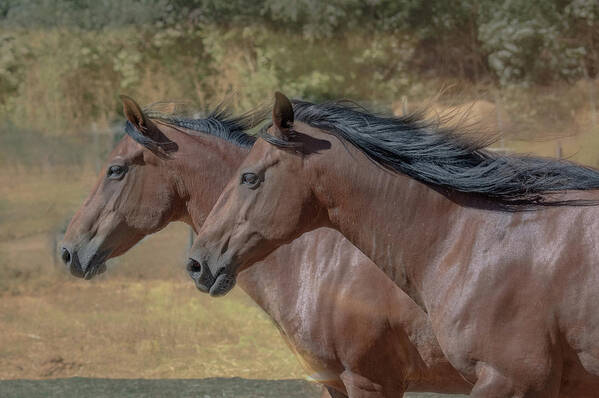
(290, 100, 599, 208)
(125, 104, 262, 153)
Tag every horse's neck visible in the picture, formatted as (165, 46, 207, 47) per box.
(235, 243, 303, 322)
(310, 138, 506, 310)
(172, 134, 248, 231)
(237, 229, 355, 330)
(169, 133, 289, 311)
(236, 233, 317, 311)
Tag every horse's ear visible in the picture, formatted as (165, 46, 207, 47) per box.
(119, 95, 178, 158)
(272, 91, 294, 139)
(120, 95, 150, 133)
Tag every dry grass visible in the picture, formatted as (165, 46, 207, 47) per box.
(0, 168, 304, 381)
(0, 279, 305, 380)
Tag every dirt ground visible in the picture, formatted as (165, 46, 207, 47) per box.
(0, 378, 322, 398)
(0, 378, 467, 397)
(0, 277, 308, 380)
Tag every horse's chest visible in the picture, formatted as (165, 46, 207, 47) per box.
(280, 320, 341, 384)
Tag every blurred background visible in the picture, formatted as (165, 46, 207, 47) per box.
(0, 0, 598, 396)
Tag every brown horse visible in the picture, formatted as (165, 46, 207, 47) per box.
(61, 96, 471, 397)
(189, 92, 599, 397)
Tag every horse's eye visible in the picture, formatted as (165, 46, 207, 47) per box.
(241, 172, 260, 189)
(107, 165, 127, 180)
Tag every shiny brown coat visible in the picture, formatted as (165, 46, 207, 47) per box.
(62, 97, 469, 397)
(190, 93, 599, 397)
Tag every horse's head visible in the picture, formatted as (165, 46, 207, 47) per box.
(187, 92, 331, 296)
(61, 96, 181, 279)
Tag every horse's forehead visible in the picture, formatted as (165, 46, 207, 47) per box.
(248, 139, 279, 164)
(112, 135, 142, 157)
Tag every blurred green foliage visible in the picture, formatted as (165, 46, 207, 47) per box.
(0, 0, 597, 138)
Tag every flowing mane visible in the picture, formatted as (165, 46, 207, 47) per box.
(124, 102, 264, 152)
(289, 100, 599, 208)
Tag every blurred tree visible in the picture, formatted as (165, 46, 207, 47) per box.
(0, 0, 598, 136)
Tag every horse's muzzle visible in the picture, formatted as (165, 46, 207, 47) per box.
(186, 258, 213, 293)
(61, 245, 108, 280)
(61, 246, 85, 278)
(186, 257, 236, 297)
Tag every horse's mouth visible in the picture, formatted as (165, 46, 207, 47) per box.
(83, 261, 107, 280)
(209, 269, 237, 297)
(187, 258, 236, 297)
(80, 250, 111, 280)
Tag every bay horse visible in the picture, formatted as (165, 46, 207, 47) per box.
(61, 96, 471, 397)
(189, 91, 599, 397)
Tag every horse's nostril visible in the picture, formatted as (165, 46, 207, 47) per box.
(61, 248, 71, 265)
(186, 257, 216, 294)
(186, 258, 201, 272)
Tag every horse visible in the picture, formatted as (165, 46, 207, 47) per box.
(60, 96, 471, 397)
(188, 91, 599, 397)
